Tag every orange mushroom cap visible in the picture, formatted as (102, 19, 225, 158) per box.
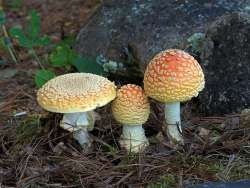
(112, 84, 150, 125)
(37, 73, 116, 113)
(143, 49, 205, 103)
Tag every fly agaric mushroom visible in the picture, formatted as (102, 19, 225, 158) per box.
(143, 49, 205, 144)
(112, 84, 150, 152)
(37, 73, 116, 148)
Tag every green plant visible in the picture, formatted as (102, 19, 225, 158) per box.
(73, 57, 105, 75)
(49, 42, 78, 69)
(35, 40, 108, 88)
(147, 174, 177, 188)
(9, 10, 50, 67)
(4, 9, 111, 88)
(34, 69, 56, 88)
(207, 163, 225, 173)
(16, 115, 43, 144)
(7, 10, 56, 87)
(5, 0, 23, 10)
(33, 38, 79, 88)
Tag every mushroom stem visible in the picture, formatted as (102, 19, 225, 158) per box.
(60, 112, 94, 147)
(164, 102, 184, 144)
(119, 124, 149, 152)
(73, 129, 91, 147)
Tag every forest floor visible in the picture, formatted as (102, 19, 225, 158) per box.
(0, 1, 250, 187)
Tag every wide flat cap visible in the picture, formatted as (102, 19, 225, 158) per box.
(37, 73, 116, 113)
(112, 84, 150, 125)
(144, 49, 205, 103)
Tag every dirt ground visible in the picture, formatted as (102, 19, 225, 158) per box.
(0, 1, 250, 187)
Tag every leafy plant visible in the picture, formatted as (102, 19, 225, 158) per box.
(4, 9, 111, 88)
(49, 43, 78, 69)
(73, 57, 105, 76)
(9, 10, 50, 71)
(9, 10, 50, 51)
(5, 0, 23, 10)
(35, 39, 80, 88)
(34, 69, 56, 88)
(6, 9, 55, 87)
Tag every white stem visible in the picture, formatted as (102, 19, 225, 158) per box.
(119, 124, 149, 153)
(60, 112, 92, 147)
(164, 102, 183, 144)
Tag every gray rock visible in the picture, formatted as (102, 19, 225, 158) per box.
(198, 12, 250, 115)
(75, 0, 250, 115)
(75, 0, 249, 71)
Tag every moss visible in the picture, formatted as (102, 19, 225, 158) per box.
(15, 115, 43, 144)
(147, 174, 177, 188)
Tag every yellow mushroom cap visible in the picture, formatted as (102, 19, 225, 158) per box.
(143, 49, 205, 103)
(112, 84, 150, 125)
(37, 73, 116, 113)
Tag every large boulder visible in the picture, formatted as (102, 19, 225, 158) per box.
(75, 0, 250, 115)
(75, 0, 249, 70)
(198, 12, 250, 115)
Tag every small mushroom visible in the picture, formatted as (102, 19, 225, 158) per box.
(112, 84, 150, 152)
(37, 73, 116, 148)
(143, 49, 205, 144)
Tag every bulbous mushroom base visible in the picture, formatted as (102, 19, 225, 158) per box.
(166, 124, 184, 145)
(119, 125, 149, 153)
(165, 102, 184, 145)
(60, 112, 94, 150)
(73, 129, 92, 150)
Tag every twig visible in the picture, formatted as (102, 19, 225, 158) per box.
(1, 21, 18, 63)
(30, 48, 44, 69)
(114, 170, 134, 186)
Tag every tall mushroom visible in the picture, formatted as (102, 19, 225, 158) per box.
(37, 73, 116, 148)
(143, 49, 205, 144)
(111, 84, 150, 153)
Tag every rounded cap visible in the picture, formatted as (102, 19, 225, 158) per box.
(143, 49, 205, 103)
(37, 73, 116, 113)
(112, 84, 150, 125)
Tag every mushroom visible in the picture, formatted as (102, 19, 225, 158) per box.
(111, 84, 150, 152)
(37, 73, 116, 148)
(143, 49, 205, 144)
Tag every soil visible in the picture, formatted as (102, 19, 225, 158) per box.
(0, 1, 250, 187)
